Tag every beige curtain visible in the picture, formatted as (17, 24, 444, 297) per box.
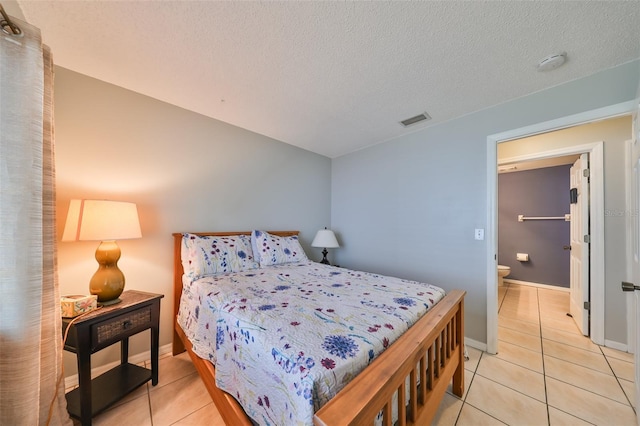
(0, 14, 72, 426)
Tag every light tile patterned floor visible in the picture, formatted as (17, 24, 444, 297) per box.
(433, 283, 637, 425)
(71, 282, 637, 425)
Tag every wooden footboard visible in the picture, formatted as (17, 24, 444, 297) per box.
(314, 290, 465, 426)
(173, 232, 465, 425)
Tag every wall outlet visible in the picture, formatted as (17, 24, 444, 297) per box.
(474, 228, 484, 240)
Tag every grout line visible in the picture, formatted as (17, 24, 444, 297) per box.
(479, 345, 543, 375)
(455, 351, 508, 426)
(168, 404, 208, 425)
(543, 372, 635, 407)
(146, 359, 154, 426)
(536, 287, 552, 426)
(497, 286, 506, 313)
(472, 371, 547, 405)
(599, 346, 636, 412)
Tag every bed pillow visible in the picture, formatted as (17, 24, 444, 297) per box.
(181, 233, 259, 280)
(251, 230, 309, 267)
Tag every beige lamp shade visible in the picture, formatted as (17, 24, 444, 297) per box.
(62, 200, 141, 305)
(62, 199, 142, 242)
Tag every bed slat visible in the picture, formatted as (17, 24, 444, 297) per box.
(409, 368, 417, 421)
(398, 382, 406, 426)
(383, 400, 392, 426)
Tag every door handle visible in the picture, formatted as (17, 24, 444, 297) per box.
(563, 245, 571, 250)
(621, 281, 640, 292)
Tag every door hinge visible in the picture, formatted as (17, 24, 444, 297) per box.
(584, 301, 591, 311)
(583, 168, 590, 178)
(584, 234, 591, 244)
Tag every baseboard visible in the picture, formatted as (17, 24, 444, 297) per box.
(604, 339, 629, 353)
(64, 343, 173, 389)
(464, 337, 487, 352)
(503, 279, 570, 292)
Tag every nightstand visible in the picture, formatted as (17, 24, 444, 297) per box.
(62, 290, 164, 426)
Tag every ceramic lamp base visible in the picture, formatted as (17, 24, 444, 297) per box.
(90, 240, 126, 304)
(99, 298, 122, 306)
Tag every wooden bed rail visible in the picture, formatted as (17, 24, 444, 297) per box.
(313, 289, 465, 426)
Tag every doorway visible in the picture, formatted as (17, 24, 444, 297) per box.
(486, 101, 635, 355)
(497, 154, 587, 335)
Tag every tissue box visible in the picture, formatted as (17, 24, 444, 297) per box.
(61, 295, 97, 318)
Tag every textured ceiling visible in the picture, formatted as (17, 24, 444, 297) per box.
(14, 1, 640, 158)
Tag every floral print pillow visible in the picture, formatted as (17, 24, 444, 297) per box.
(181, 233, 259, 280)
(251, 230, 309, 267)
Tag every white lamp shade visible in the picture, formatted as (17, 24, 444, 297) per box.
(62, 199, 142, 241)
(311, 229, 339, 248)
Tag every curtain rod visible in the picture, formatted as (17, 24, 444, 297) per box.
(0, 4, 22, 36)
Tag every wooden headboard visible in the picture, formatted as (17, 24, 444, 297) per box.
(172, 231, 299, 354)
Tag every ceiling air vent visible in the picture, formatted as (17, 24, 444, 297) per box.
(400, 112, 431, 127)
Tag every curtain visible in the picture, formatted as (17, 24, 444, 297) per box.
(0, 14, 72, 426)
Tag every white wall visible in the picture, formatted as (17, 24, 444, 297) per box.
(499, 116, 632, 343)
(54, 67, 331, 374)
(332, 60, 640, 345)
(2, 1, 24, 20)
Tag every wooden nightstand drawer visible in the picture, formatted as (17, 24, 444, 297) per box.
(92, 305, 152, 350)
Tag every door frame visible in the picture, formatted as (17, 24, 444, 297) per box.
(486, 100, 635, 354)
(625, 138, 636, 356)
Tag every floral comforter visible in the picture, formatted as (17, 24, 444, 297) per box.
(177, 261, 446, 425)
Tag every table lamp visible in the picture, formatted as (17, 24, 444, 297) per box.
(62, 199, 141, 305)
(311, 228, 339, 265)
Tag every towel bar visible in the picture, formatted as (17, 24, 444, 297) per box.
(518, 214, 570, 222)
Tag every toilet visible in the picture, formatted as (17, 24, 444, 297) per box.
(497, 265, 511, 286)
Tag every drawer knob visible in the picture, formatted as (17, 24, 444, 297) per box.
(123, 320, 133, 329)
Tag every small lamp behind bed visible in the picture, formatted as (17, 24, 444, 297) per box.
(311, 228, 339, 265)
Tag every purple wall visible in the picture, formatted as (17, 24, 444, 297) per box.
(498, 165, 571, 288)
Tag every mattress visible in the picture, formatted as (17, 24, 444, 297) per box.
(177, 261, 446, 425)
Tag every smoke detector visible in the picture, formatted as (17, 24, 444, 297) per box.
(537, 52, 567, 72)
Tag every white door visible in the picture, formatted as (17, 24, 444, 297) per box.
(569, 154, 590, 335)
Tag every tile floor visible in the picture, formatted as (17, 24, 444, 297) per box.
(70, 282, 637, 425)
(433, 282, 637, 425)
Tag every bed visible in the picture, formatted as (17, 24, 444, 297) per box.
(172, 231, 465, 425)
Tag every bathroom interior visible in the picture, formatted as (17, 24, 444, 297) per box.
(497, 158, 575, 293)
(496, 155, 584, 364)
